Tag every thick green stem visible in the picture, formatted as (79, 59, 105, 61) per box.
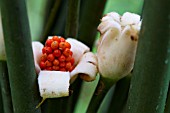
(78, 0, 107, 48)
(65, 0, 80, 38)
(0, 61, 13, 113)
(40, 0, 61, 43)
(107, 75, 131, 113)
(86, 77, 113, 113)
(0, 65, 4, 113)
(165, 83, 170, 113)
(124, 1, 170, 113)
(0, 0, 41, 113)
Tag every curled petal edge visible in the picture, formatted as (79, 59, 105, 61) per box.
(70, 52, 98, 83)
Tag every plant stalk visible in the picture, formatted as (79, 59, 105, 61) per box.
(0, 61, 13, 113)
(107, 75, 131, 113)
(65, 0, 80, 38)
(0, 0, 41, 113)
(165, 83, 170, 113)
(78, 0, 107, 48)
(86, 76, 114, 113)
(124, 0, 170, 113)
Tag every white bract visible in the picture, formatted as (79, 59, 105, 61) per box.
(32, 37, 98, 99)
(97, 12, 141, 82)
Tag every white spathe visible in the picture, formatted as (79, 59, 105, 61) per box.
(38, 71, 70, 98)
(97, 12, 141, 82)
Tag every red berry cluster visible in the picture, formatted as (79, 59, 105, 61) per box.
(39, 36, 75, 72)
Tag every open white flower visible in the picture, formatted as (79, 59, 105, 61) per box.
(97, 12, 141, 82)
(32, 37, 98, 99)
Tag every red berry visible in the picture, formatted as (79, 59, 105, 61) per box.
(53, 59, 59, 66)
(65, 62, 72, 70)
(68, 66, 74, 72)
(60, 68, 66, 71)
(70, 58, 74, 65)
(40, 53, 47, 61)
(45, 60, 52, 67)
(53, 49, 61, 57)
(63, 48, 70, 57)
(39, 61, 46, 69)
(47, 54, 55, 61)
(65, 42, 71, 49)
(59, 42, 66, 50)
(59, 62, 66, 67)
(58, 55, 66, 62)
(51, 41, 59, 50)
(66, 55, 72, 62)
(45, 39, 53, 47)
(70, 51, 73, 56)
(46, 67, 53, 71)
(42, 47, 53, 54)
(60, 37, 65, 42)
(52, 66, 59, 71)
(52, 36, 60, 43)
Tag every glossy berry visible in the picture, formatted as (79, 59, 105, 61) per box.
(51, 41, 59, 50)
(66, 55, 72, 62)
(63, 48, 70, 57)
(59, 62, 66, 67)
(45, 39, 53, 47)
(52, 66, 59, 71)
(46, 67, 53, 71)
(53, 49, 61, 57)
(60, 37, 65, 42)
(53, 59, 59, 66)
(42, 47, 53, 54)
(45, 60, 52, 67)
(70, 58, 75, 65)
(52, 36, 60, 42)
(39, 61, 46, 69)
(47, 54, 55, 62)
(65, 42, 71, 49)
(59, 42, 66, 50)
(58, 55, 66, 62)
(41, 53, 47, 61)
(59, 68, 66, 71)
(65, 62, 72, 70)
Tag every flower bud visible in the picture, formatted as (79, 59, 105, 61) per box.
(97, 12, 141, 82)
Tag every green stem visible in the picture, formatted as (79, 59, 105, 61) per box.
(78, 0, 107, 48)
(40, 0, 62, 43)
(65, 0, 80, 38)
(124, 1, 170, 113)
(0, 66, 4, 113)
(0, 0, 41, 113)
(165, 83, 170, 113)
(107, 75, 131, 113)
(86, 77, 114, 113)
(0, 61, 13, 113)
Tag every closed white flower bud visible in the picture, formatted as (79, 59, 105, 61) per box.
(97, 12, 141, 82)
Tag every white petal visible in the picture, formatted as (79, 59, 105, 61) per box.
(66, 38, 90, 65)
(32, 42, 44, 74)
(121, 12, 141, 26)
(102, 12, 120, 23)
(70, 52, 98, 82)
(38, 71, 70, 98)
